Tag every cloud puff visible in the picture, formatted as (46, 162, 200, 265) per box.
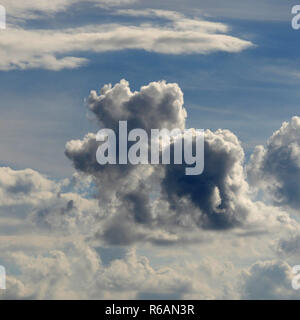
(0, 8, 253, 70)
(88, 79, 187, 132)
(0, 166, 100, 236)
(0, 167, 59, 206)
(66, 79, 186, 201)
(247, 116, 300, 209)
(240, 260, 300, 299)
(92, 248, 193, 299)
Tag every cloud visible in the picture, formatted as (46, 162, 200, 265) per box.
(0, 86, 292, 249)
(0, 166, 100, 237)
(135, 0, 291, 22)
(161, 128, 249, 230)
(68, 80, 250, 243)
(65, 79, 187, 208)
(247, 116, 300, 210)
(0, 167, 59, 206)
(91, 248, 193, 299)
(115, 9, 229, 33)
(65, 79, 187, 244)
(0, 244, 194, 299)
(240, 260, 300, 299)
(87, 79, 187, 131)
(277, 234, 300, 257)
(1, 241, 99, 299)
(0, 8, 253, 70)
(2, 0, 136, 19)
(66, 79, 295, 245)
(0, 166, 212, 299)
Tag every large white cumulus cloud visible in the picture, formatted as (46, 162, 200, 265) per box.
(66, 79, 295, 246)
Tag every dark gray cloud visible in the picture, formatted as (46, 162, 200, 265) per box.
(123, 187, 153, 224)
(100, 217, 146, 245)
(161, 129, 249, 230)
(65, 133, 100, 174)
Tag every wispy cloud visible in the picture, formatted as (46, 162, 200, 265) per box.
(0, 8, 253, 71)
(1, 0, 136, 19)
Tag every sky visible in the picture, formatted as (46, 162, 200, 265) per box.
(0, 0, 300, 299)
